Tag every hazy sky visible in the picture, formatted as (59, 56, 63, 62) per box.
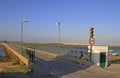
(0, 0, 120, 45)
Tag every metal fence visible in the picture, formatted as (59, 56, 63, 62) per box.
(6, 42, 35, 63)
(6, 43, 29, 59)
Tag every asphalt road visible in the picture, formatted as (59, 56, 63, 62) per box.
(35, 51, 120, 78)
(35, 51, 84, 78)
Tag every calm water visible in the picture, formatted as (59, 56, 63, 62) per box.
(25, 45, 120, 55)
(108, 48, 120, 55)
(0, 46, 6, 56)
(33, 46, 88, 55)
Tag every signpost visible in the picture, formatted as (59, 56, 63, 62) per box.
(89, 37, 95, 45)
(89, 27, 95, 61)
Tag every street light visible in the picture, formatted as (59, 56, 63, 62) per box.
(21, 19, 29, 53)
(56, 22, 60, 44)
(56, 21, 61, 53)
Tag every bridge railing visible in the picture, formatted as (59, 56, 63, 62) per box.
(6, 43, 29, 59)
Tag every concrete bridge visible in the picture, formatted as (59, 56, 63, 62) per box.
(2, 43, 29, 66)
(1, 43, 120, 78)
(1, 43, 57, 77)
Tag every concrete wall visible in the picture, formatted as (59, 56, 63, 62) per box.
(88, 46, 108, 67)
(2, 43, 29, 66)
(91, 51, 100, 66)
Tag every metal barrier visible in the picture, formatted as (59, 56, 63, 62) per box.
(6, 43, 29, 59)
(26, 48, 35, 63)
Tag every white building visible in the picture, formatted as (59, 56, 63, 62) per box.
(88, 46, 108, 67)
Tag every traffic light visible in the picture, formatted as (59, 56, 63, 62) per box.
(90, 27, 94, 38)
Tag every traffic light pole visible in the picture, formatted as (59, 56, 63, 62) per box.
(89, 27, 95, 61)
(90, 45, 92, 61)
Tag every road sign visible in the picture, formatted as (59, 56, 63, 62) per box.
(89, 37, 95, 45)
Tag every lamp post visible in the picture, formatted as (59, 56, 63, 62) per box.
(56, 22, 60, 44)
(21, 19, 29, 53)
(56, 22, 61, 53)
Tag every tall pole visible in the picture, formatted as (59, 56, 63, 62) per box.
(56, 22, 60, 52)
(20, 19, 29, 53)
(56, 22, 60, 44)
(58, 24, 60, 44)
(21, 21, 23, 46)
(89, 27, 95, 61)
(20, 20, 23, 53)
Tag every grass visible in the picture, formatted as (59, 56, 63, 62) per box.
(3, 65, 30, 73)
(0, 56, 30, 73)
(0, 56, 10, 62)
(22, 43, 120, 48)
(11, 60, 20, 65)
(22, 43, 88, 48)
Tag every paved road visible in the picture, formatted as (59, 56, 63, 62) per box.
(35, 51, 120, 78)
(35, 51, 84, 78)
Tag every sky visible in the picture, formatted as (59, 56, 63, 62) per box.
(0, 0, 120, 45)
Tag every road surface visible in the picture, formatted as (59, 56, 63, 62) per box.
(35, 51, 120, 78)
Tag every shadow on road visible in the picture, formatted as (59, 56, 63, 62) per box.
(34, 54, 94, 78)
(0, 72, 34, 78)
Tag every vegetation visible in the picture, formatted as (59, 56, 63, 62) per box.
(0, 55, 29, 73)
(22, 43, 88, 48)
(3, 64, 30, 72)
(21, 43, 120, 48)
(109, 46, 120, 48)
(12, 60, 20, 65)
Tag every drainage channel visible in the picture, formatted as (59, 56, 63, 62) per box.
(0, 46, 6, 56)
(0, 45, 9, 62)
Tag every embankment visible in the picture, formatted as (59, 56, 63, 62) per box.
(2, 43, 29, 66)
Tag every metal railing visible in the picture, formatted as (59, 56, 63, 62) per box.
(6, 43, 29, 59)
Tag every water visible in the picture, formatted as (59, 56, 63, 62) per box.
(0, 46, 6, 56)
(26, 45, 88, 55)
(25, 45, 120, 56)
(109, 48, 120, 55)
